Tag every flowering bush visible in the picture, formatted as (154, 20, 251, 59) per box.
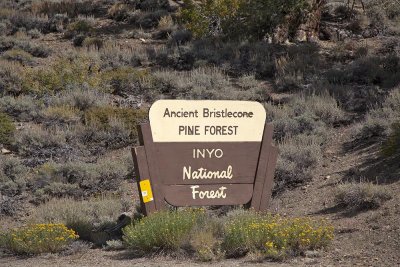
(222, 212, 334, 259)
(1, 224, 78, 254)
(123, 209, 206, 254)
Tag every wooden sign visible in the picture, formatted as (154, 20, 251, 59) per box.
(131, 100, 278, 215)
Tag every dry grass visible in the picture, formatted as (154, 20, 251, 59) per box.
(275, 135, 323, 192)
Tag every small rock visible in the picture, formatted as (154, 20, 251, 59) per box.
(1, 148, 11, 154)
(304, 258, 318, 264)
(305, 250, 321, 258)
(325, 175, 331, 180)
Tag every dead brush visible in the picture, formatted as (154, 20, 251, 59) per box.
(335, 181, 391, 210)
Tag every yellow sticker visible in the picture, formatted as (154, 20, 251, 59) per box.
(139, 179, 153, 203)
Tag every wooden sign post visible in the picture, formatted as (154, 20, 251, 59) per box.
(131, 100, 278, 215)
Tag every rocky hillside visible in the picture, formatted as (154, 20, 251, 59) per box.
(0, 0, 399, 265)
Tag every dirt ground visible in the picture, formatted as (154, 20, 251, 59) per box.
(1, 125, 399, 267)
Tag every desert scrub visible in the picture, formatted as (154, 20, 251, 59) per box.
(31, 0, 99, 18)
(31, 197, 125, 244)
(0, 60, 24, 96)
(0, 111, 15, 145)
(49, 87, 109, 111)
(66, 19, 94, 35)
(1, 224, 78, 254)
(326, 55, 400, 89)
(0, 95, 42, 121)
(84, 106, 148, 136)
(382, 122, 400, 157)
(100, 67, 151, 96)
(98, 42, 149, 69)
(356, 88, 400, 141)
(2, 48, 34, 64)
(123, 209, 206, 254)
(15, 41, 50, 58)
(151, 68, 268, 100)
(22, 55, 101, 95)
(265, 94, 343, 141)
(15, 125, 67, 158)
(40, 105, 81, 125)
(222, 211, 334, 259)
(0, 156, 29, 197)
(190, 219, 224, 261)
(335, 181, 391, 210)
(181, 0, 310, 40)
(30, 158, 130, 200)
(275, 135, 323, 192)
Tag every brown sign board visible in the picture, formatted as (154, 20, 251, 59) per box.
(131, 100, 278, 215)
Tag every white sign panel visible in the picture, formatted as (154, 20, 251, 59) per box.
(149, 100, 266, 142)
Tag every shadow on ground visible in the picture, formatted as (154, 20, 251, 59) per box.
(342, 139, 399, 185)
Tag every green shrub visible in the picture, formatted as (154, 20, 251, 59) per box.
(27, 28, 42, 39)
(275, 135, 323, 192)
(151, 68, 268, 101)
(335, 182, 391, 210)
(31, 197, 125, 244)
(274, 44, 321, 91)
(222, 211, 334, 259)
(22, 55, 101, 95)
(357, 88, 400, 141)
(31, 157, 131, 200)
(121, 210, 334, 260)
(265, 95, 338, 142)
(181, 0, 311, 40)
(0, 61, 23, 96)
(326, 56, 400, 89)
(0, 112, 15, 145)
(9, 11, 48, 32)
(107, 3, 131, 21)
(71, 119, 133, 150)
(1, 223, 78, 254)
(15, 125, 67, 158)
(0, 156, 29, 197)
(382, 122, 400, 157)
(40, 105, 81, 125)
(129, 9, 169, 29)
(82, 37, 104, 49)
(2, 48, 34, 64)
(305, 95, 344, 125)
(15, 41, 50, 58)
(32, 0, 99, 18)
(38, 182, 81, 199)
(0, 195, 23, 216)
(0, 95, 42, 121)
(100, 67, 151, 96)
(367, 0, 400, 21)
(99, 43, 149, 69)
(84, 106, 148, 136)
(138, 0, 170, 11)
(190, 220, 223, 261)
(123, 209, 206, 254)
(66, 19, 94, 34)
(50, 87, 108, 111)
